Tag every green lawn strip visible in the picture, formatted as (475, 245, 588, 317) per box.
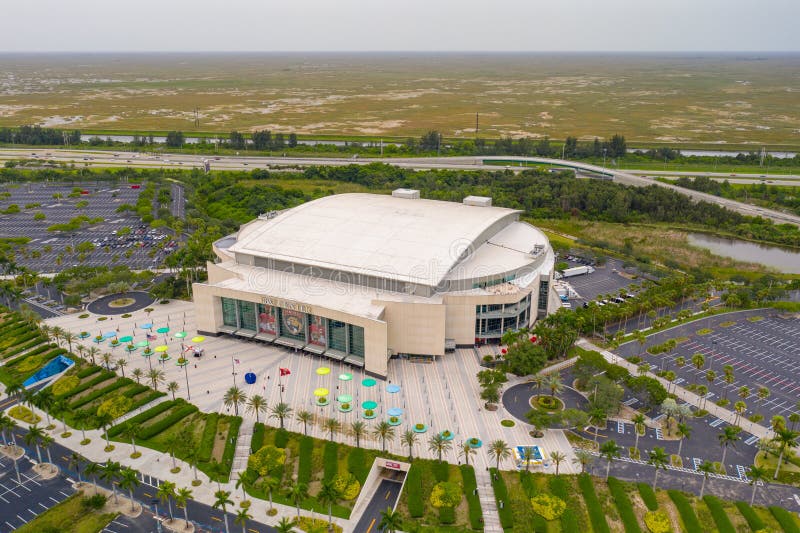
(577, 473, 611, 533)
(197, 412, 218, 462)
(460, 465, 482, 530)
(636, 483, 659, 511)
(218, 415, 242, 475)
(14, 493, 117, 533)
(734, 501, 766, 531)
(107, 399, 177, 437)
(667, 490, 702, 531)
(489, 467, 513, 529)
(347, 447, 368, 485)
(251, 422, 266, 453)
(297, 436, 314, 484)
(549, 475, 582, 532)
(607, 477, 643, 533)
(406, 462, 424, 518)
(702, 495, 736, 533)
(323, 441, 338, 482)
(770, 506, 800, 533)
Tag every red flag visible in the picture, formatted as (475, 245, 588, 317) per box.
(279, 367, 291, 376)
(234, 358, 241, 364)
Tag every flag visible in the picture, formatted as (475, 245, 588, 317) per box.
(279, 367, 291, 377)
(234, 358, 241, 364)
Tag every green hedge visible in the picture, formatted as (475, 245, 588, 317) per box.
(432, 460, 449, 482)
(578, 473, 610, 533)
(58, 370, 115, 400)
(438, 506, 455, 525)
(122, 384, 149, 397)
(274, 428, 289, 448)
(548, 475, 570, 499)
(69, 378, 132, 409)
(197, 412, 218, 462)
(734, 501, 766, 531)
(460, 465, 482, 531)
(549, 475, 578, 532)
(251, 422, 266, 454)
(637, 482, 659, 511)
(560, 509, 580, 533)
(348, 447, 369, 484)
(138, 402, 198, 440)
(218, 415, 242, 479)
(297, 436, 314, 485)
(128, 391, 165, 411)
(668, 490, 702, 532)
(769, 506, 800, 533)
(490, 468, 513, 529)
(703, 495, 735, 533)
(406, 462, 424, 518)
(323, 441, 339, 482)
(107, 399, 176, 437)
(608, 478, 642, 533)
(76, 365, 102, 379)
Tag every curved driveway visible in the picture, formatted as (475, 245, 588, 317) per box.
(86, 291, 154, 315)
(502, 382, 589, 425)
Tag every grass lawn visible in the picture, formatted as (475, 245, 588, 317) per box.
(15, 494, 117, 533)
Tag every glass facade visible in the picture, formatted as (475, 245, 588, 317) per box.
(538, 279, 549, 311)
(221, 297, 238, 327)
(328, 320, 348, 352)
(238, 300, 257, 331)
(474, 293, 532, 340)
(348, 325, 365, 358)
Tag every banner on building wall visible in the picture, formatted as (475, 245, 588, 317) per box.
(258, 306, 277, 335)
(281, 309, 305, 338)
(308, 315, 327, 347)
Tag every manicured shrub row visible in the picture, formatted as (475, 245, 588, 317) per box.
(107, 399, 177, 437)
(702, 495, 736, 533)
(347, 447, 369, 484)
(10, 342, 57, 360)
(138, 401, 198, 440)
(608, 477, 643, 533)
(438, 506, 455, 525)
(197, 412, 218, 462)
(4, 346, 58, 367)
(251, 422, 266, 454)
(274, 428, 289, 448)
(297, 436, 314, 484)
(406, 462, 424, 518)
(519, 470, 536, 496)
(734, 501, 766, 531)
(432, 460, 449, 482)
(769, 506, 800, 533)
(76, 365, 102, 379)
(122, 383, 149, 397)
(548, 474, 570, 499)
(667, 490, 702, 532)
(128, 391, 165, 410)
(490, 468, 513, 529)
(460, 465, 482, 530)
(637, 482, 659, 511)
(69, 378, 132, 409)
(548, 475, 579, 532)
(58, 370, 115, 399)
(219, 415, 242, 476)
(323, 441, 339, 482)
(560, 509, 580, 533)
(578, 473, 610, 533)
(3, 335, 47, 358)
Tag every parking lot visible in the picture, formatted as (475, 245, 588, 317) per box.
(557, 257, 641, 305)
(618, 311, 800, 423)
(0, 182, 177, 273)
(0, 453, 73, 533)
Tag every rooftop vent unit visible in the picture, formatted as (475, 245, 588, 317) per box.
(392, 188, 420, 199)
(463, 195, 492, 207)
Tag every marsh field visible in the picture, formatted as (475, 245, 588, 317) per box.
(1, 52, 799, 147)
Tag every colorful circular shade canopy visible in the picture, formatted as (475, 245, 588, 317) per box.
(362, 378, 376, 387)
(174, 331, 187, 339)
(337, 394, 353, 403)
(119, 335, 133, 343)
(386, 384, 401, 393)
(135, 340, 150, 348)
(338, 373, 353, 381)
(103, 331, 117, 339)
(191, 336, 205, 343)
(387, 408, 403, 417)
(140, 323, 153, 329)
(316, 367, 331, 375)
(156, 327, 170, 334)
(314, 388, 329, 397)
(154, 345, 169, 353)
(361, 400, 378, 410)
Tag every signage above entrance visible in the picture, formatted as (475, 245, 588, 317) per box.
(261, 296, 313, 314)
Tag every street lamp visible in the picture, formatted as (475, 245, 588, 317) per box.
(603, 148, 607, 169)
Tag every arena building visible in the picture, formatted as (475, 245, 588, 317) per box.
(193, 190, 558, 377)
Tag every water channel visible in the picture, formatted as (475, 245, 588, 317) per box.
(687, 232, 800, 273)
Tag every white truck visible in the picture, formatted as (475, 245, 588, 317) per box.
(561, 265, 595, 278)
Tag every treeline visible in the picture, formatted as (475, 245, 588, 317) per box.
(0, 125, 81, 146)
(671, 176, 800, 216)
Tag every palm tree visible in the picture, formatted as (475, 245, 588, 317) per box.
(296, 410, 314, 435)
(459, 441, 476, 467)
(118, 467, 140, 512)
(185, 447, 201, 484)
(116, 358, 128, 378)
(772, 428, 799, 480)
(63, 331, 76, 353)
(676, 422, 692, 458)
(102, 352, 113, 371)
(166, 381, 179, 400)
(246, 395, 267, 423)
(41, 434, 54, 465)
(572, 449, 594, 474)
(521, 446, 535, 472)
(323, 417, 341, 441)
(747, 465, 769, 505)
(350, 420, 366, 448)
(691, 353, 704, 371)
(234, 471, 250, 502)
(269, 402, 292, 429)
(5, 381, 24, 401)
(51, 326, 63, 346)
(647, 447, 668, 489)
(632, 413, 646, 453)
(402, 430, 417, 460)
(23, 424, 45, 463)
(132, 367, 143, 384)
(373, 421, 395, 452)
(96, 412, 113, 449)
(260, 476, 280, 512)
(175, 487, 194, 526)
(234, 508, 252, 533)
(723, 365, 734, 399)
(84, 461, 101, 492)
(546, 374, 563, 400)
(101, 461, 122, 503)
(275, 517, 297, 533)
(33, 388, 54, 426)
(318, 479, 339, 531)
(148, 368, 165, 391)
(213, 490, 234, 533)
(599, 440, 621, 480)
(698, 461, 714, 497)
(68, 452, 84, 482)
(123, 422, 141, 455)
(531, 374, 546, 397)
(550, 450, 566, 475)
(379, 506, 403, 533)
(739, 386, 751, 402)
(718, 425, 741, 467)
(734, 401, 747, 426)
(286, 482, 309, 518)
(209, 459, 227, 491)
(588, 408, 606, 444)
(488, 440, 511, 470)
(427, 433, 450, 462)
(0, 413, 14, 446)
(87, 346, 100, 366)
(675, 356, 686, 371)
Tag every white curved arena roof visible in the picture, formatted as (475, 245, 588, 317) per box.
(229, 193, 538, 287)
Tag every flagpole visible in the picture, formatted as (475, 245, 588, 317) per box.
(231, 354, 236, 386)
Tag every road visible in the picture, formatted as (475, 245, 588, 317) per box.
(352, 479, 402, 533)
(3, 149, 800, 227)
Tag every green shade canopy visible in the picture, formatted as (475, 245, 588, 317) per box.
(361, 400, 378, 410)
(336, 394, 353, 403)
(174, 331, 187, 339)
(314, 388, 329, 397)
(362, 378, 376, 387)
(338, 373, 353, 381)
(119, 335, 133, 343)
(154, 345, 169, 353)
(135, 340, 150, 348)
(191, 336, 205, 343)
(156, 327, 170, 334)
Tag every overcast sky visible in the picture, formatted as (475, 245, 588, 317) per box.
(3, 0, 799, 52)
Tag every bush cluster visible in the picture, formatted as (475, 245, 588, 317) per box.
(667, 490, 701, 532)
(96, 395, 134, 419)
(644, 510, 671, 533)
(9, 404, 40, 424)
(608, 477, 642, 533)
(51, 375, 79, 395)
(531, 493, 567, 520)
(332, 472, 360, 501)
(429, 481, 461, 509)
(578, 473, 610, 533)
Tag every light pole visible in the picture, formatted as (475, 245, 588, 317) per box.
(603, 148, 607, 169)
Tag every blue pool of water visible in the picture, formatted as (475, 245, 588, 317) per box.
(23, 355, 74, 387)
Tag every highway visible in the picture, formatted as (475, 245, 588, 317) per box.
(2, 148, 799, 227)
